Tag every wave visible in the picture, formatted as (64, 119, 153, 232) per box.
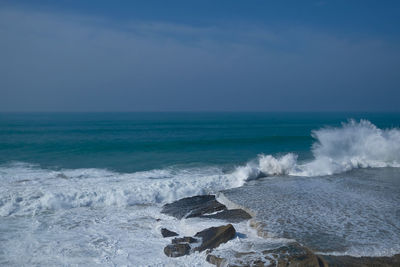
(1, 119, 399, 216)
(0, 162, 245, 216)
(233, 119, 400, 180)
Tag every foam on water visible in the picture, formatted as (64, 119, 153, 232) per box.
(223, 167, 400, 257)
(1, 120, 399, 217)
(1, 119, 400, 265)
(232, 120, 400, 180)
(0, 163, 242, 217)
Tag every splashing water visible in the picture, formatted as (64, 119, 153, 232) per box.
(232, 120, 400, 182)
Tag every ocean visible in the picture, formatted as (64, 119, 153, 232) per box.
(1, 112, 399, 266)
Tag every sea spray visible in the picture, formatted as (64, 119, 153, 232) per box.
(233, 119, 400, 181)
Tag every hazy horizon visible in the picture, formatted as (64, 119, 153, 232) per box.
(1, 1, 400, 112)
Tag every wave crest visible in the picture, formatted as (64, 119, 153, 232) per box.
(1, 120, 399, 216)
(236, 119, 400, 180)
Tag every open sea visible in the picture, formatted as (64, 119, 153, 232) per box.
(1, 112, 399, 266)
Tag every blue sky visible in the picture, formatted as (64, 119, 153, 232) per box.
(1, 0, 400, 111)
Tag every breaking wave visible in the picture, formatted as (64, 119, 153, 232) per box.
(233, 119, 400, 181)
(1, 120, 399, 216)
(0, 163, 240, 216)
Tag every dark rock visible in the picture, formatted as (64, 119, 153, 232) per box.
(207, 242, 322, 267)
(172, 236, 198, 244)
(163, 243, 191, 257)
(200, 209, 252, 222)
(320, 253, 400, 267)
(206, 241, 400, 267)
(161, 195, 227, 219)
(206, 254, 226, 266)
(262, 243, 322, 267)
(194, 224, 236, 252)
(161, 228, 178, 237)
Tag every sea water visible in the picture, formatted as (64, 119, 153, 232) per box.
(0, 112, 399, 266)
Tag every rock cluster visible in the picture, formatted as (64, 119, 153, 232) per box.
(163, 224, 236, 257)
(160, 194, 250, 258)
(159, 194, 400, 266)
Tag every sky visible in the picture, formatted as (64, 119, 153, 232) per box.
(1, 0, 400, 112)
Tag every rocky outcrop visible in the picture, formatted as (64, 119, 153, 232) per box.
(163, 224, 237, 257)
(320, 254, 400, 267)
(161, 195, 227, 219)
(262, 243, 324, 267)
(161, 228, 178, 237)
(161, 195, 244, 258)
(163, 243, 191, 257)
(161, 194, 400, 266)
(200, 209, 252, 222)
(206, 242, 324, 267)
(206, 241, 400, 267)
(194, 224, 236, 252)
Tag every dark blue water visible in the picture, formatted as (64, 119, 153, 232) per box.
(1, 112, 400, 172)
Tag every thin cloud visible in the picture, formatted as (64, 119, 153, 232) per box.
(0, 6, 399, 112)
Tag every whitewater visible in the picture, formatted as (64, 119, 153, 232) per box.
(1, 118, 400, 266)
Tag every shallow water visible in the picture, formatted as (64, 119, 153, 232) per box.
(223, 167, 400, 256)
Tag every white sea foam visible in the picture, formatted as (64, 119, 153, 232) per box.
(232, 120, 400, 182)
(1, 119, 400, 264)
(0, 163, 236, 217)
(1, 120, 399, 217)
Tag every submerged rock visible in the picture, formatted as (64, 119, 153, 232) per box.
(194, 224, 236, 252)
(161, 195, 227, 219)
(160, 228, 178, 237)
(163, 243, 191, 257)
(320, 254, 400, 267)
(200, 209, 252, 222)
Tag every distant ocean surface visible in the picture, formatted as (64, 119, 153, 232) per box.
(1, 112, 400, 266)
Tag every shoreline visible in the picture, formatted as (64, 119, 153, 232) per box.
(159, 193, 400, 266)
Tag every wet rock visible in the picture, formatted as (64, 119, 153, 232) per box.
(161, 195, 227, 219)
(206, 243, 323, 267)
(262, 243, 322, 267)
(161, 228, 178, 237)
(206, 254, 226, 266)
(200, 209, 252, 222)
(163, 243, 191, 257)
(320, 253, 400, 267)
(172, 236, 198, 244)
(194, 224, 236, 252)
(249, 220, 270, 238)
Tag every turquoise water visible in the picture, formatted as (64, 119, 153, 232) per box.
(1, 112, 399, 172)
(1, 112, 400, 265)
